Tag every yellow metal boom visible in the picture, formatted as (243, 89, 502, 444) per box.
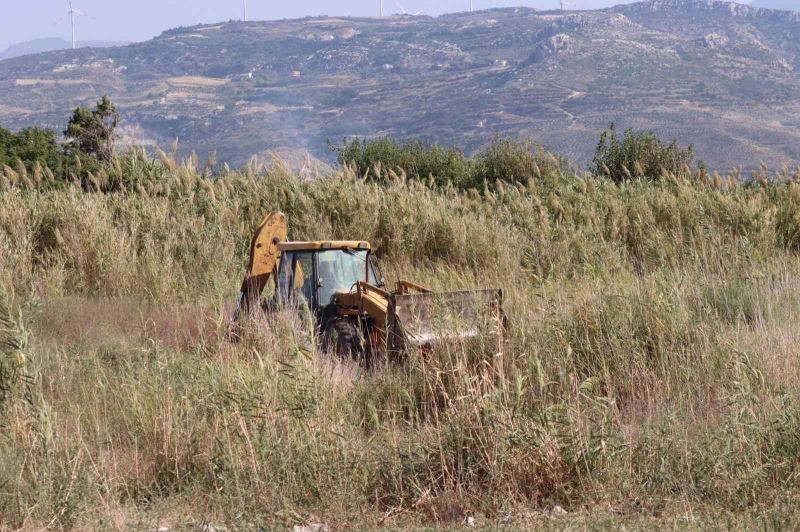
(234, 212, 288, 319)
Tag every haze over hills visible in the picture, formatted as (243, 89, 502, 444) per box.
(0, 38, 131, 61)
(1, 0, 799, 169)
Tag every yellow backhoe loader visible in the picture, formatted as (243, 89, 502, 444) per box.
(233, 212, 505, 363)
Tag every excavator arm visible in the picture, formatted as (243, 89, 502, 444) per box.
(232, 212, 288, 321)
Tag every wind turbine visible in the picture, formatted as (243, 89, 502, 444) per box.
(242, 0, 247, 21)
(470, 0, 474, 11)
(67, 0, 86, 49)
(396, 2, 423, 16)
(380, 0, 384, 17)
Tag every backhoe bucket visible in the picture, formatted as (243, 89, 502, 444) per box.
(388, 289, 505, 353)
(232, 212, 288, 323)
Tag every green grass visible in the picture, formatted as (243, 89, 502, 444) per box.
(2, 152, 800, 529)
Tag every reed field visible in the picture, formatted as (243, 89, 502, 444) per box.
(2, 149, 800, 530)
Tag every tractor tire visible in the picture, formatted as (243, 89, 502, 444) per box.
(323, 319, 365, 362)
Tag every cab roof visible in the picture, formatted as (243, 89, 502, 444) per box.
(277, 241, 371, 252)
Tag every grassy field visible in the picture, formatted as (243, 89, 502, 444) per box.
(2, 155, 800, 530)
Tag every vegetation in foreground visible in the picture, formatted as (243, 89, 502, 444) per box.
(2, 138, 800, 530)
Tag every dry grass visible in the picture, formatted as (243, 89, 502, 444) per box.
(2, 152, 800, 529)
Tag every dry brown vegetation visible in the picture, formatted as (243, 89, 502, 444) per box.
(2, 152, 800, 529)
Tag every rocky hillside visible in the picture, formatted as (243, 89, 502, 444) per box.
(1, 0, 799, 168)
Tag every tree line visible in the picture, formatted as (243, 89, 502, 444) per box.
(335, 126, 699, 188)
(0, 95, 118, 182)
(2, 93, 699, 190)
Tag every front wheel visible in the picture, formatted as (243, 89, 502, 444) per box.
(322, 319, 366, 363)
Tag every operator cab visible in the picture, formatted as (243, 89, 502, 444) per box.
(274, 241, 381, 312)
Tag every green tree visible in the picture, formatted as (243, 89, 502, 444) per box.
(0, 126, 64, 175)
(64, 95, 120, 164)
(592, 124, 696, 183)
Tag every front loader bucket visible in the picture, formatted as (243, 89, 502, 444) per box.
(388, 289, 505, 353)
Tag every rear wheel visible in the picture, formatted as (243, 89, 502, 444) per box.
(322, 319, 366, 363)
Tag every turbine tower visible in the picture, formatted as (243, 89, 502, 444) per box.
(470, 0, 474, 11)
(67, 0, 86, 49)
(243, 0, 247, 21)
(380, 0, 384, 17)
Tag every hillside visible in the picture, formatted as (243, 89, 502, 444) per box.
(1, 0, 800, 168)
(0, 38, 130, 61)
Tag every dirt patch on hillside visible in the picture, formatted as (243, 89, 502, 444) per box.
(166, 76, 228, 87)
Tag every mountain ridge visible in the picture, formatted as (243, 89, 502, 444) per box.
(0, 38, 131, 61)
(1, 0, 799, 169)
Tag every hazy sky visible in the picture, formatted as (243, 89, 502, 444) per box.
(0, 0, 637, 50)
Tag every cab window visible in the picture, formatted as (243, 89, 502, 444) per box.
(317, 249, 370, 306)
(277, 251, 315, 306)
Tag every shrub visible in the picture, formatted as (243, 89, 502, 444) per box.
(591, 124, 697, 182)
(471, 136, 571, 188)
(333, 137, 472, 187)
(333, 135, 570, 190)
